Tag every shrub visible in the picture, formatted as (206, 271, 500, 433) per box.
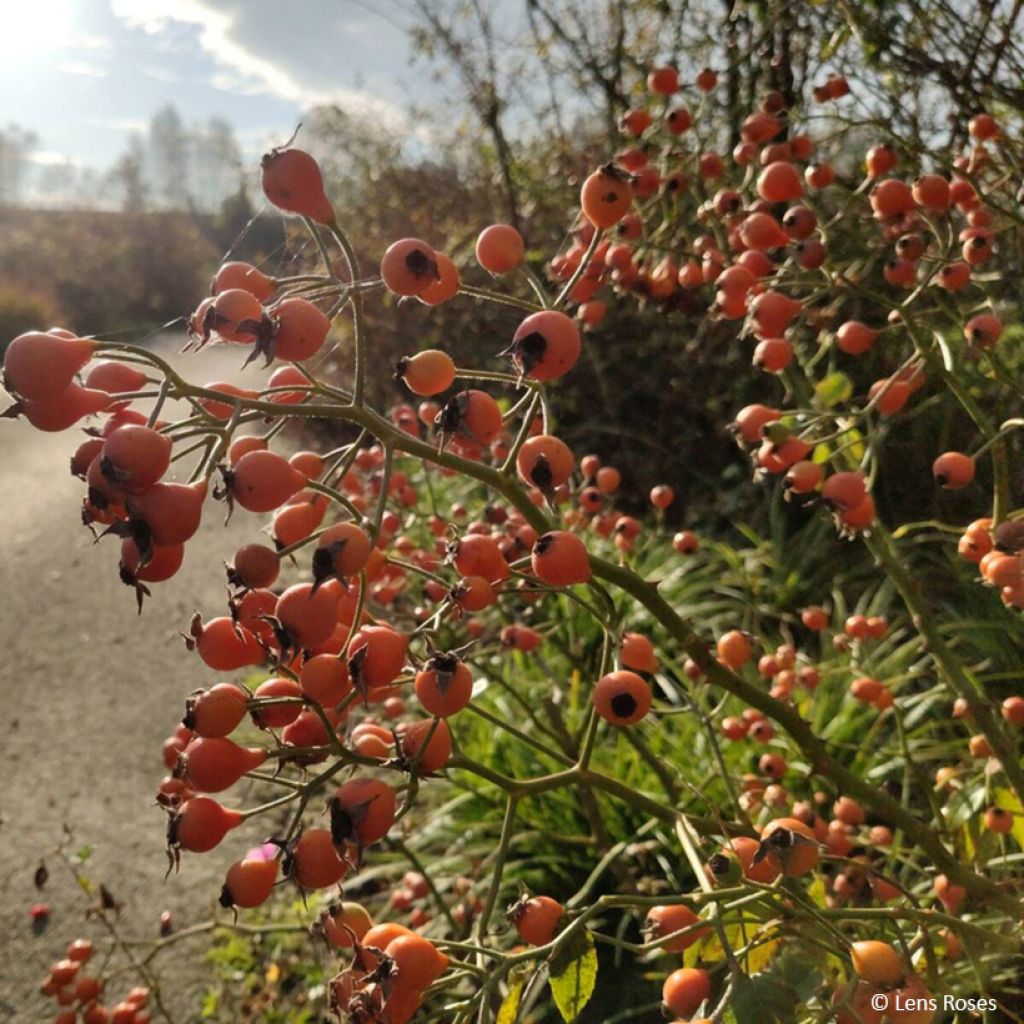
(6, 70, 1024, 1024)
(0, 281, 62, 356)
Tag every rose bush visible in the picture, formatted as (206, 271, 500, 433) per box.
(6, 63, 1024, 1024)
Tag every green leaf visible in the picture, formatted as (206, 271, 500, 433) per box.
(821, 23, 850, 58)
(200, 989, 219, 1018)
(843, 425, 866, 463)
(730, 972, 800, 1024)
(805, 875, 827, 908)
(548, 927, 597, 1022)
(744, 932, 781, 974)
(688, 923, 744, 967)
(961, 816, 978, 862)
(776, 946, 841, 1001)
(815, 371, 853, 407)
(935, 331, 955, 372)
(993, 788, 1024, 849)
(497, 979, 524, 1024)
(495, 966, 528, 1024)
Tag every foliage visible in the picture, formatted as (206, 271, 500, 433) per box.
(0, 208, 250, 338)
(0, 281, 63, 357)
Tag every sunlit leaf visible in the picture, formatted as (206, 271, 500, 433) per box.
(744, 933, 781, 975)
(935, 331, 955, 372)
(815, 371, 853, 407)
(200, 989, 219, 1019)
(821, 23, 850, 57)
(497, 976, 525, 1024)
(548, 927, 597, 1021)
(686, 923, 744, 967)
(993, 788, 1024, 849)
(569, 668, 581, 713)
(806, 875, 827, 908)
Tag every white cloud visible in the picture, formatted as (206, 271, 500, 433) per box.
(109, 0, 411, 130)
(338, 18, 377, 38)
(142, 66, 180, 83)
(67, 33, 114, 51)
(27, 149, 82, 166)
(85, 116, 149, 133)
(57, 59, 108, 77)
(209, 69, 268, 97)
(107, 0, 208, 34)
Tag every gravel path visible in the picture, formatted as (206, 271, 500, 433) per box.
(0, 338, 285, 1022)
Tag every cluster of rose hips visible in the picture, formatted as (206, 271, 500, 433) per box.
(713, 611, 890, 735)
(832, 940, 938, 1024)
(1, 186, 710, 1020)
(6, 57, 1023, 1024)
(321, 920, 449, 1023)
(956, 515, 1024, 609)
(552, 63, 1016, 582)
(711, 602, 1018, 856)
(39, 938, 151, 1024)
(650, 828, 937, 1023)
(4, 277, 692, 1023)
(703, 626, 905, 901)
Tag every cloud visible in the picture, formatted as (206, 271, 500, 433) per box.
(109, 0, 411, 130)
(209, 69, 271, 98)
(67, 33, 114, 51)
(27, 149, 82, 166)
(106, 0, 206, 35)
(142, 66, 180, 83)
(57, 60, 108, 77)
(85, 116, 150, 133)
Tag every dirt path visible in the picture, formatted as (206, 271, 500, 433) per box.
(0, 339, 285, 1022)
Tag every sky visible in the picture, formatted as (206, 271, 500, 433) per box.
(0, 0, 449, 179)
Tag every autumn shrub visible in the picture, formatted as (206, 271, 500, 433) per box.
(0, 208, 220, 338)
(7, 62, 1024, 1024)
(0, 281, 63, 356)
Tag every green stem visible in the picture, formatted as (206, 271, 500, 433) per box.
(325, 220, 367, 406)
(474, 795, 519, 948)
(554, 227, 602, 309)
(458, 284, 541, 312)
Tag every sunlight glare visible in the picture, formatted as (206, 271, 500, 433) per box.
(2, 0, 74, 56)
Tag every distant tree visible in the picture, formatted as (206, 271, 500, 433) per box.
(215, 182, 256, 242)
(71, 167, 104, 209)
(191, 117, 243, 212)
(35, 160, 77, 207)
(408, 0, 525, 229)
(107, 135, 149, 213)
(209, 182, 282, 260)
(0, 207, 216, 335)
(147, 105, 191, 209)
(0, 125, 38, 206)
(303, 105, 404, 190)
